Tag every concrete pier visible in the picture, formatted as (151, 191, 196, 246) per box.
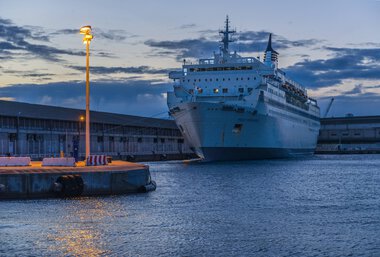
(0, 161, 153, 199)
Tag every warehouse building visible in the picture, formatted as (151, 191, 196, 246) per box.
(0, 100, 194, 161)
(3, 100, 379, 159)
(317, 116, 380, 153)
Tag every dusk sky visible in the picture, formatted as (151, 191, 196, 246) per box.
(1, 0, 380, 118)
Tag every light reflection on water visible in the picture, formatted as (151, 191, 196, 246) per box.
(1, 154, 380, 256)
(43, 199, 114, 257)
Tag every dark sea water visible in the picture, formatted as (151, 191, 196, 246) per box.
(1, 155, 379, 257)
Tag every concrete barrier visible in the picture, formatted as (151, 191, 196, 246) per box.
(86, 155, 108, 166)
(42, 157, 76, 167)
(0, 157, 31, 166)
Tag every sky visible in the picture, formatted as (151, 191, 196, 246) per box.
(1, 0, 380, 118)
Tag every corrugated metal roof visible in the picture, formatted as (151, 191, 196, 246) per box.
(0, 100, 177, 129)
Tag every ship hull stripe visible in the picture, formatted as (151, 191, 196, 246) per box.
(197, 147, 315, 161)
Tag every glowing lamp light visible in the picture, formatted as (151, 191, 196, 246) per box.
(79, 25, 92, 35)
(80, 25, 93, 44)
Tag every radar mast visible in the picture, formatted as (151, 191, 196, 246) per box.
(219, 15, 236, 58)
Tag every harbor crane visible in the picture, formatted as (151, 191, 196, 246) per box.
(323, 98, 334, 118)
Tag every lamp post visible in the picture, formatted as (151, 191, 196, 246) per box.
(79, 25, 93, 161)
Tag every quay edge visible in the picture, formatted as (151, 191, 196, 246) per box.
(0, 161, 154, 200)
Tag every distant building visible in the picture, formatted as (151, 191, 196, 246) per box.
(317, 116, 380, 153)
(0, 100, 194, 160)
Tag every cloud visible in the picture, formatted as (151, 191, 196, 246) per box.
(0, 80, 172, 117)
(145, 38, 219, 60)
(67, 65, 173, 75)
(345, 84, 363, 95)
(0, 18, 49, 42)
(0, 17, 84, 62)
(52, 29, 77, 35)
(144, 31, 321, 60)
(52, 28, 136, 41)
(178, 24, 197, 30)
(284, 47, 380, 88)
(0, 97, 16, 101)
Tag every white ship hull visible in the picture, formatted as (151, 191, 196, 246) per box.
(171, 101, 319, 161)
(167, 17, 320, 161)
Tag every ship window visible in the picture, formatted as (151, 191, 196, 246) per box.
(241, 78, 243, 80)
(216, 78, 219, 81)
(205, 79, 208, 82)
(254, 77, 256, 80)
(247, 77, 250, 80)
(154, 138, 158, 143)
(213, 88, 219, 93)
(188, 79, 190, 82)
(210, 79, 212, 82)
(160, 138, 165, 143)
(197, 88, 203, 94)
(236, 78, 239, 81)
(223, 88, 228, 93)
(228, 78, 231, 81)
(248, 88, 253, 93)
(233, 124, 243, 133)
(223, 78, 225, 81)
(182, 79, 185, 82)
(239, 88, 244, 93)
(194, 79, 196, 82)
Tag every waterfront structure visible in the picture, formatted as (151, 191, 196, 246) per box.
(167, 17, 320, 161)
(0, 100, 193, 160)
(317, 116, 380, 153)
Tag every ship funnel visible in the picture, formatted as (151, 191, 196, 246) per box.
(264, 33, 279, 69)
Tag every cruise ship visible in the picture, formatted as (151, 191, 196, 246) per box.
(167, 17, 320, 161)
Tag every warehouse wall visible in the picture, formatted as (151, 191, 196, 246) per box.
(0, 115, 193, 160)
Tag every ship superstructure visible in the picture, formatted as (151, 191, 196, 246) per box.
(167, 17, 320, 161)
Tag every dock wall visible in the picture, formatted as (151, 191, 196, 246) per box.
(0, 164, 151, 199)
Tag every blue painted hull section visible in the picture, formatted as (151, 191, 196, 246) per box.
(197, 147, 315, 161)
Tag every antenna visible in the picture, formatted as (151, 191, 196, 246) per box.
(219, 15, 236, 56)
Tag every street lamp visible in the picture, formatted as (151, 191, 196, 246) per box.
(79, 25, 93, 161)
